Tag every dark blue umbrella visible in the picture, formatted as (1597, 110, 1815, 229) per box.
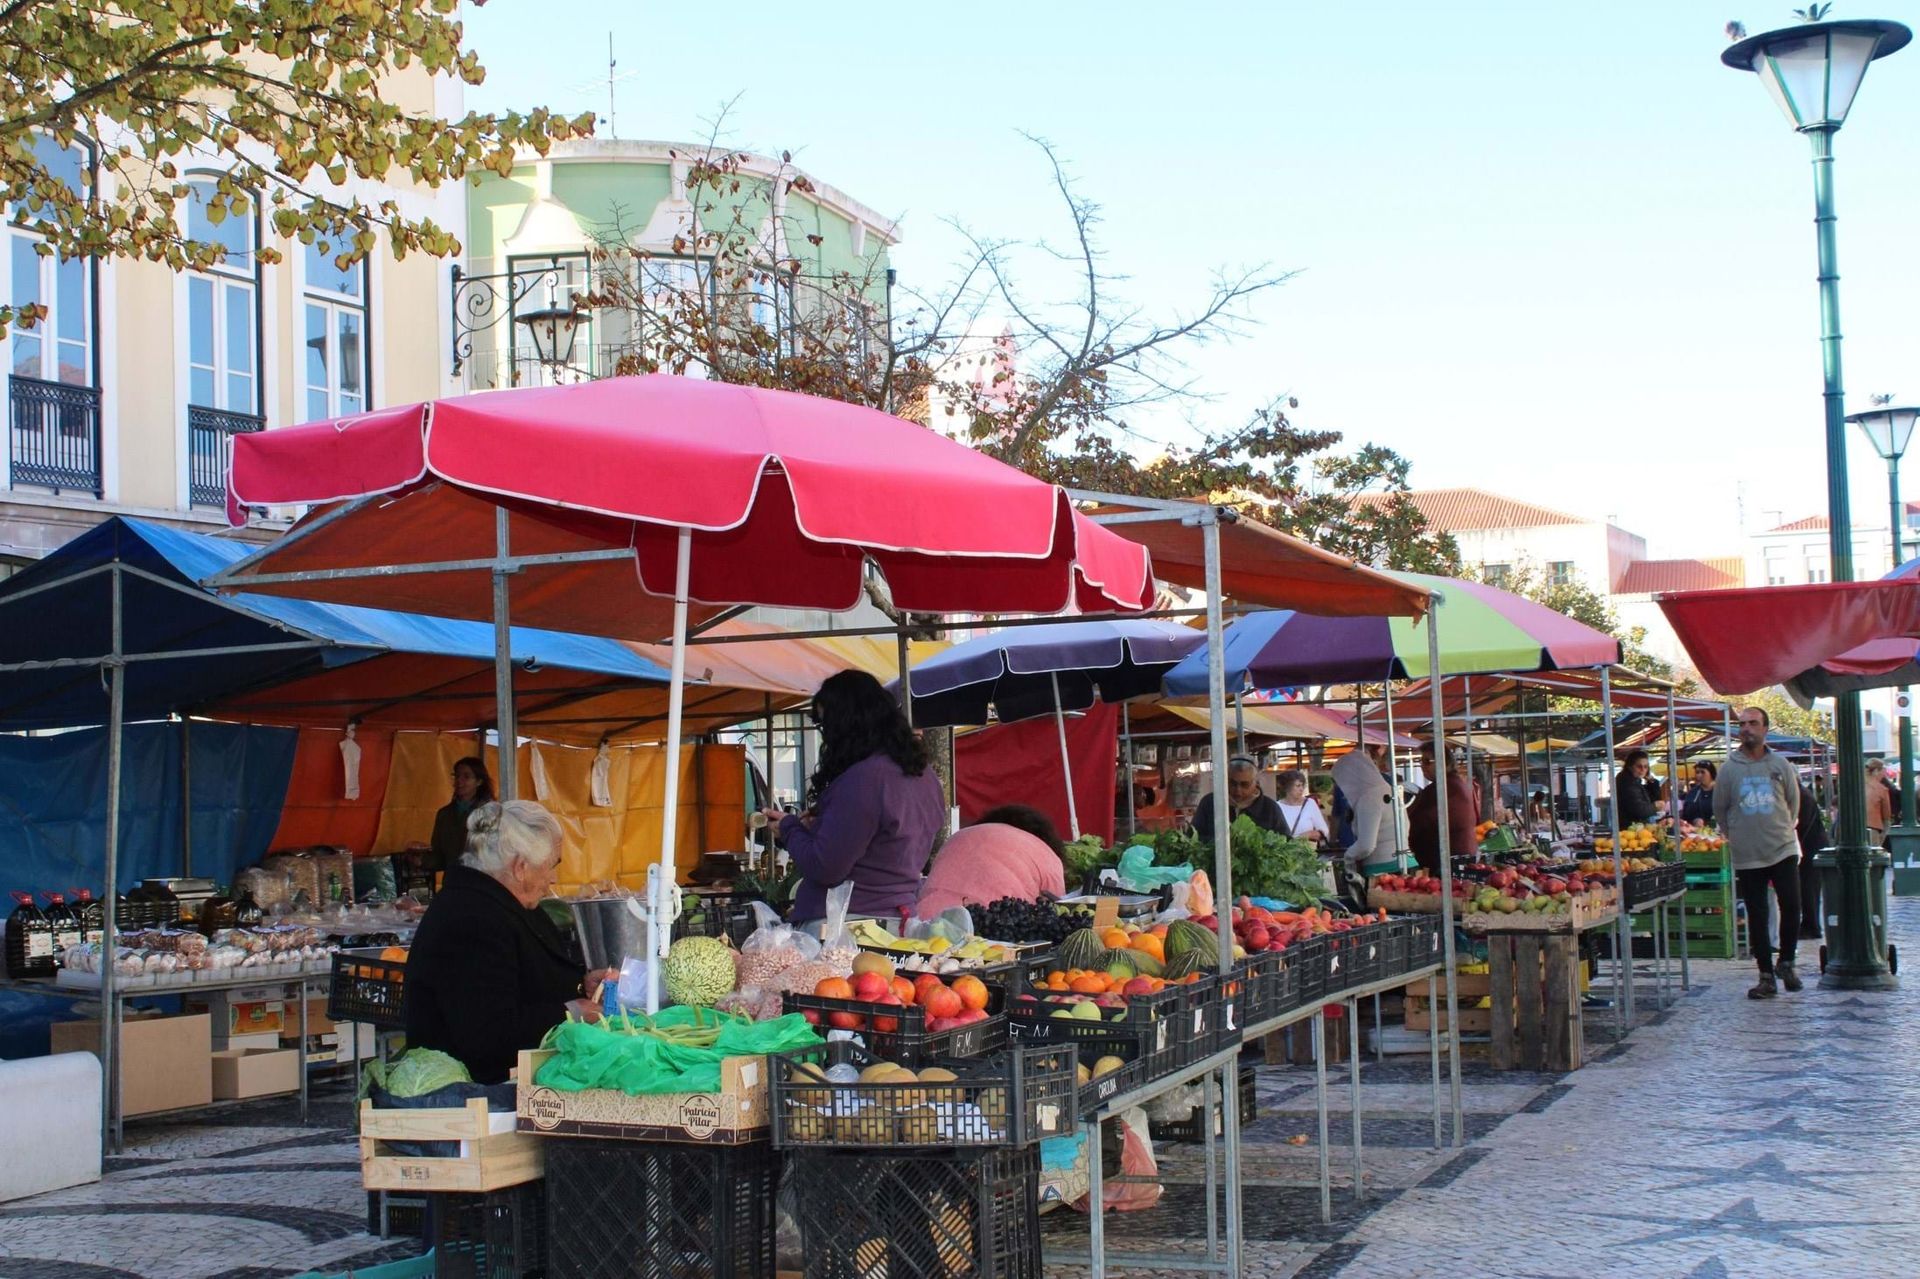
(900, 620, 1204, 838)
(903, 619, 1205, 728)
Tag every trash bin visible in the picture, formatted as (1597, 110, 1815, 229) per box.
(1811, 848, 1898, 976)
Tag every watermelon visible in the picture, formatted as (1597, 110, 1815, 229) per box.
(1103, 949, 1138, 981)
(1057, 927, 1106, 971)
(1164, 919, 1216, 962)
(1163, 950, 1210, 981)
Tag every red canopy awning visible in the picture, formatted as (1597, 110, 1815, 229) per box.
(1656, 580, 1920, 695)
(221, 377, 1156, 633)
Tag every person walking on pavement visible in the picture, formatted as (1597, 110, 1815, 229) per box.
(1795, 780, 1828, 942)
(1864, 757, 1893, 848)
(1714, 706, 1803, 998)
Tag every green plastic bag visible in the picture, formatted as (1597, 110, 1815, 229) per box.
(533, 1007, 822, 1095)
(1115, 844, 1192, 892)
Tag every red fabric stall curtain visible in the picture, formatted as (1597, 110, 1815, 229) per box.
(265, 726, 394, 853)
(954, 703, 1119, 845)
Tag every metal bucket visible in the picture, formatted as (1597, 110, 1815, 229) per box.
(568, 894, 655, 972)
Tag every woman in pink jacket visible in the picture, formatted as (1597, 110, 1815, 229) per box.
(916, 805, 1067, 918)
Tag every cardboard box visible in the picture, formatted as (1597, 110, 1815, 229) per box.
(186, 990, 286, 1036)
(290, 1025, 376, 1062)
(516, 1049, 769, 1143)
(361, 1098, 543, 1192)
(215, 1031, 285, 1052)
(50, 1012, 212, 1117)
(212, 1047, 300, 1099)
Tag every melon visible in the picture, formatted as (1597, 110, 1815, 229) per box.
(1164, 920, 1216, 962)
(662, 935, 736, 1006)
(1162, 950, 1210, 981)
(1056, 927, 1106, 971)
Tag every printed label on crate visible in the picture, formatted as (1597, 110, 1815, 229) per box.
(1036, 1102, 1061, 1133)
(1153, 1021, 1169, 1053)
(679, 1095, 721, 1140)
(1223, 1000, 1238, 1032)
(1191, 1009, 1205, 1039)
(524, 1086, 566, 1132)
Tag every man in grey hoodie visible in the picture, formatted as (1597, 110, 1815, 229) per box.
(1714, 705, 1803, 998)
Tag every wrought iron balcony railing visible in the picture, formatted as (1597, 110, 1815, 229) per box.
(9, 374, 102, 497)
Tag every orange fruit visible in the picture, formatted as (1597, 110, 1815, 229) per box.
(1129, 934, 1165, 963)
(379, 946, 409, 962)
(1101, 928, 1132, 950)
(1070, 973, 1107, 994)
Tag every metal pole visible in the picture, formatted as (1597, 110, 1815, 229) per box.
(1886, 454, 1920, 881)
(648, 528, 693, 1014)
(1602, 667, 1629, 1033)
(180, 717, 192, 877)
(1386, 687, 1407, 862)
(1050, 672, 1080, 841)
(896, 630, 913, 723)
(1234, 689, 1246, 759)
(1462, 676, 1476, 821)
(1200, 515, 1242, 1275)
(1805, 123, 1893, 989)
(1121, 701, 1137, 837)
(1426, 597, 1464, 1145)
(492, 507, 517, 801)
(1347, 996, 1364, 1202)
(100, 564, 125, 1157)
(1664, 685, 1683, 1009)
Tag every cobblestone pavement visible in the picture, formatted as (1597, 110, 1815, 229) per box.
(2, 902, 1912, 1278)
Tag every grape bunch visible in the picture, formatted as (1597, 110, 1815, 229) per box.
(971, 894, 1094, 944)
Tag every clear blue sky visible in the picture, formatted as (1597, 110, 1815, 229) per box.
(463, 1, 1920, 563)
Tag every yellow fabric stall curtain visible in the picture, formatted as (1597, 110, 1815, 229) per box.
(371, 732, 747, 895)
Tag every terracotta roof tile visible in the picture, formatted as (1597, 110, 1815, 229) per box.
(1352, 487, 1587, 532)
(1615, 558, 1745, 595)
(1764, 514, 1829, 533)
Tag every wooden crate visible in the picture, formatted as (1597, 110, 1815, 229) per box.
(1403, 998, 1492, 1035)
(360, 1098, 544, 1193)
(1487, 933, 1582, 1072)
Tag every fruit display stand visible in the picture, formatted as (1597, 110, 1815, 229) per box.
(1675, 844, 1738, 961)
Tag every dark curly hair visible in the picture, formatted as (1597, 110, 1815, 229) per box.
(976, 804, 1063, 858)
(807, 670, 929, 805)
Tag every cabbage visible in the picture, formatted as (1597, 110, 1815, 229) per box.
(382, 1048, 473, 1098)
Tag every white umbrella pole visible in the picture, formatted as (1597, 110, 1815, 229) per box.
(649, 527, 694, 1014)
(494, 507, 517, 800)
(1386, 688, 1407, 862)
(1051, 671, 1080, 841)
(1427, 597, 1464, 1146)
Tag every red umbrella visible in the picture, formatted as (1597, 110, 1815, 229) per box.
(1656, 579, 1920, 695)
(223, 377, 1154, 634)
(217, 375, 1155, 1010)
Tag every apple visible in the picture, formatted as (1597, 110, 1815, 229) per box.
(828, 1011, 865, 1031)
(850, 971, 889, 1002)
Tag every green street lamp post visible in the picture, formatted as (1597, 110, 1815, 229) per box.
(1851, 404, 1920, 890)
(1722, 14, 1909, 990)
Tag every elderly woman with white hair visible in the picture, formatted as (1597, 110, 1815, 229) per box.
(405, 800, 597, 1083)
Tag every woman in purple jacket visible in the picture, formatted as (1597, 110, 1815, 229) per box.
(766, 670, 946, 925)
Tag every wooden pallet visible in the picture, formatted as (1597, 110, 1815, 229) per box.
(360, 1098, 544, 1193)
(1403, 997, 1492, 1035)
(1487, 933, 1582, 1072)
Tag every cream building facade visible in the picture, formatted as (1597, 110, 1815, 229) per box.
(0, 68, 467, 564)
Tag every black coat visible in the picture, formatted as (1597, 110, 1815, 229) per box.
(404, 865, 582, 1084)
(1614, 773, 1662, 825)
(429, 802, 472, 874)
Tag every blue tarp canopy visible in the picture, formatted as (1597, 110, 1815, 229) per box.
(0, 517, 784, 741)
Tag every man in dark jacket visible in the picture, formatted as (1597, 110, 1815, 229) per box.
(405, 800, 591, 1083)
(1192, 756, 1285, 845)
(1407, 745, 1478, 877)
(1795, 782, 1828, 941)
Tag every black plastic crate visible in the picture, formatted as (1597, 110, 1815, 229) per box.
(784, 984, 1008, 1067)
(1209, 969, 1245, 1056)
(544, 1136, 777, 1278)
(1330, 922, 1389, 994)
(673, 889, 764, 949)
(1624, 861, 1687, 909)
(788, 1144, 1041, 1279)
(1149, 1061, 1258, 1144)
(1073, 1037, 1148, 1116)
(1403, 914, 1444, 973)
(1290, 935, 1332, 1005)
(1235, 951, 1284, 1029)
(365, 1189, 429, 1242)
(771, 1039, 1076, 1150)
(328, 948, 408, 1031)
(430, 1181, 547, 1279)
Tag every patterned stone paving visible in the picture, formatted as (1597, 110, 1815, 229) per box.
(1, 900, 1912, 1277)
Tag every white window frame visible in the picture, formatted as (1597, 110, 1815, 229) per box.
(182, 176, 260, 417)
(299, 240, 368, 423)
